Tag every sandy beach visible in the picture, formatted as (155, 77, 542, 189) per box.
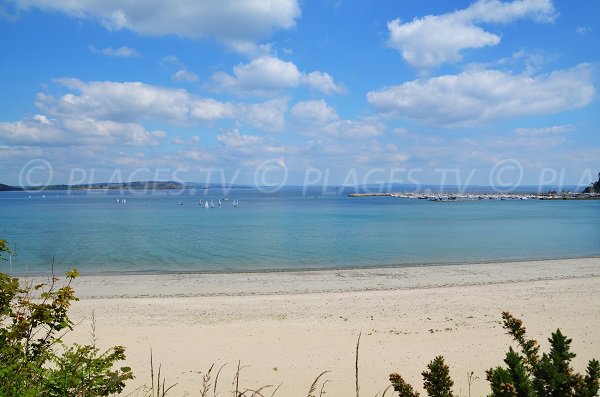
(62, 258, 600, 396)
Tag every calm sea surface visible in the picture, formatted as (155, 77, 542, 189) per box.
(1, 188, 599, 275)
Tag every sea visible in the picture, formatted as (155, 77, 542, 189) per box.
(1, 187, 599, 275)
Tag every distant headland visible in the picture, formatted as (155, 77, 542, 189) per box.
(0, 183, 22, 191)
(1, 172, 599, 195)
(0, 181, 245, 191)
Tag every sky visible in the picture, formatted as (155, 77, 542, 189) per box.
(0, 0, 599, 188)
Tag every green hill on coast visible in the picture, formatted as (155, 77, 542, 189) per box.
(0, 183, 21, 191)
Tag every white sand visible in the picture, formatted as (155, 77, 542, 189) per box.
(63, 258, 600, 396)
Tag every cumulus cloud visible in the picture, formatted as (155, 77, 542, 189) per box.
(38, 78, 236, 124)
(225, 41, 274, 57)
(14, 0, 300, 50)
(207, 129, 292, 170)
(0, 114, 165, 146)
(300, 71, 345, 94)
(337, 119, 383, 139)
(172, 135, 200, 145)
(290, 100, 339, 126)
(183, 148, 217, 162)
(290, 100, 383, 138)
(211, 56, 343, 95)
(32, 114, 52, 125)
(172, 69, 199, 83)
(387, 0, 556, 68)
(90, 45, 141, 58)
(367, 63, 595, 127)
(0, 116, 63, 145)
(212, 56, 300, 94)
(26, 78, 289, 139)
(237, 98, 288, 132)
(216, 130, 263, 148)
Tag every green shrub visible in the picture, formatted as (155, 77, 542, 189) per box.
(389, 312, 599, 397)
(0, 240, 133, 396)
(486, 311, 600, 397)
(390, 356, 454, 397)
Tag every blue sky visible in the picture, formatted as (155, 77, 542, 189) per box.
(0, 0, 599, 187)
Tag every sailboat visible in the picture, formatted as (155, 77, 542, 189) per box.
(204, 201, 209, 208)
(210, 199, 215, 208)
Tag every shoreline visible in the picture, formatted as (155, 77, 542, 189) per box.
(63, 257, 600, 396)
(16, 254, 600, 278)
(59, 257, 600, 299)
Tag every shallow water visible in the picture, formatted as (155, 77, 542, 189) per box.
(1, 188, 599, 274)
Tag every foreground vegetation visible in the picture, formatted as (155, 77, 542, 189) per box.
(1, 239, 598, 396)
(390, 312, 599, 397)
(0, 239, 133, 396)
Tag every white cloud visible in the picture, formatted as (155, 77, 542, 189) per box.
(14, 0, 300, 49)
(290, 100, 383, 138)
(492, 49, 549, 74)
(38, 78, 235, 124)
(213, 129, 291, 164)
(514, 125, 574, 136)
(290, 100, 341, 136)
(90, 45, 141, 58)
(172, 69, 199, 82)
(290, 100, 338, 126)
(367, 64, 595, 127)
(0, 78, 292, 148)
(237, 98, 288, 132)
(0, 145, 44, 161)
(337, 119, 383, 139)
(0, 117, 63, 145)
(387, 17, 499, 69)
(211, 56, 342, 95)
(184, 148, 217, 162)
(0, 115, 165, 146)
(172, 135, 201, 145)
(224, 41, 274, 57)
(32, 114, 52, 125)
(161, 55, 182, 66)
(216, 130, 263, 151)
(387, 0, 556, 68)
(300, 71, 345, 94)
(576, 26, 592, 35)
(212, 56, 300, 94)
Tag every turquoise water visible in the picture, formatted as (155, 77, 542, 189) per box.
(0, 188, 599, 275)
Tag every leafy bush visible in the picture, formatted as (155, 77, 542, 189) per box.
(0, 240, 133, 396)
(390, 356, 454, 397)
(487, 311, 599, 397)
(389, 312, 599, 397)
